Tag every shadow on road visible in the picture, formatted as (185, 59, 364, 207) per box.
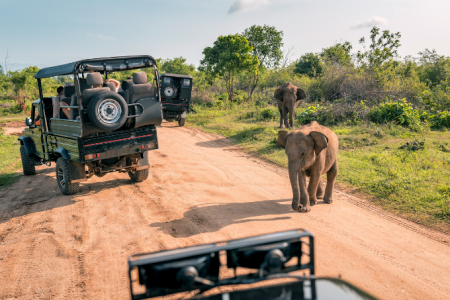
(195, 138, 231, 148)
(150, 199, 294, 238)
(0, 167, 135, 224)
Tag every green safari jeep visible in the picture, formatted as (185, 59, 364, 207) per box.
(18, 55, 178, 195)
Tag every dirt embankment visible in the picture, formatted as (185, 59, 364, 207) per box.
(1, 122, 449, 299)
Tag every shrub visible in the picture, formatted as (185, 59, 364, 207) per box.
(429, 111, 450, 128)
(260, 106, 278, 120)
(368, 99, 422, 131)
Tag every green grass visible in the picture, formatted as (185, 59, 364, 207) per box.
(0, 128, 22, 188)
(187, 103, 450, 232)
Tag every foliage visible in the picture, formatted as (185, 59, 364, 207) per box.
(260, 106, 278, 120)
(243, 24, 284, 99)
(356, 26, 401, 84)
(0, 128, 21, 188)
(368, 99, 422, 131)
(429, 111, 450, 128)
(321, 42, 353, 66)
(157, 56, 196, 76)
(199, 34, 259, 101)
(293, 52, 323, 77)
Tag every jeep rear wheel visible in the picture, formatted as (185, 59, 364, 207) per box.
(178, 118, 186, 126)
(128, 169, 149, 182)
(56, 157, 79, 195)
(20, 145, 36, 175)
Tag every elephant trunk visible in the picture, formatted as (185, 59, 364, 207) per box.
(288, 161, 302, 211)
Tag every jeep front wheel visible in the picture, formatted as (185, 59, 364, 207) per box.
(128, 169, 149, 182)
(56, 157, 79, 195)
(20, 145, 36, 175)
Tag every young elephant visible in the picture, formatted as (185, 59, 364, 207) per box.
(277, 121, 338, 213)
(274, 82, 306, 128)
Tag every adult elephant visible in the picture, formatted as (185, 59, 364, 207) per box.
(274, 82, 306, 128)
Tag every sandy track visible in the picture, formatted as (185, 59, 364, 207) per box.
(1, 122, 449, 300)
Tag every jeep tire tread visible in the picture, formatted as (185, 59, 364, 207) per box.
(56, 157, 79, 195)
(20, 145, 36, 175)
(128, 169, 149, 182)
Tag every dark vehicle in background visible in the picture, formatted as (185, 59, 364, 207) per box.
(19, 55, 164, 195)
(128, 229, 378, 300)
(160, 73, 192, 126)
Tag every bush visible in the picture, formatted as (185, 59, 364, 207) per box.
(429, 111, 450, 128)
(296, 101, 368, 126)
(260, 106, 278, 120)
(368, 99, 422, 131)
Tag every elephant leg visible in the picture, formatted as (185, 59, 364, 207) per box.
(288, 108, 295, 128)
(298, 170, 311, 213)
(316, 178, 324, 199)
(307, 171, 321, 206)
(283, 106, 289, 128)
(279, 107, 284, 128)
(289, 161, 302, 211)
(324, 161, 338, 204)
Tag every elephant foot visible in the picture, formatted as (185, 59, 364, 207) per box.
(292, 200, 303, 212)
(310, 198, 317, 206)
(301, 206, 311, 213)
(324, 198, 333, 204)
(316, 184, 324, 199)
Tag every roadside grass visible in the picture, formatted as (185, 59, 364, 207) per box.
(0, 128, 22, 188)
(187, 104, 450, 232)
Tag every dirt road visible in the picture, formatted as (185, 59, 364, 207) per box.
(1, 122, 449, 300)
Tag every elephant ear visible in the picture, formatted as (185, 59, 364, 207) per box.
(296, 88, 306, 100)
(309, 131, 328, 155)
(277, 130, 289, 148)
(274, 87, 283, 101)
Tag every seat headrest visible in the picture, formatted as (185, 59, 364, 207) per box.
(133, 72, 147, 84)
(79, 80, 93, 92)
(64, 86, 76, 97)
(103, 82, 116, 92)
(86, 72, 103, 86)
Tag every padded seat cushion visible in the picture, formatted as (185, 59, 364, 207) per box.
(121, 79, 134, 91)
(133, 72, 147, 84)
(64, 86, 76, 98)
(86, 72, 103, 86)
(103, 82, 116, 92)
(129, 83, 154, 103)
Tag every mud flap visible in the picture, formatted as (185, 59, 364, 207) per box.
(68, 161, 87, 183)
(181, 111, 187, 118)
(136, 151, 150, 171)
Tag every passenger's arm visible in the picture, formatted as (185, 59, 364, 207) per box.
(106, 79, 120, 90)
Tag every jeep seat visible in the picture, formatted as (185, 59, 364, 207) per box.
(103, 81, 116, 92)
(128, 72, 154, 103)
(82, 72, 110, 106)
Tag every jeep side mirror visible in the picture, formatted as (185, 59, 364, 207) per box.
(25, 117, 34, 127)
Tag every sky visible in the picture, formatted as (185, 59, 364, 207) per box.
(1, 0, 449, 71)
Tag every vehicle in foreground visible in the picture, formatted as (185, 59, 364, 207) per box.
(128, 229, 378, 300)
(160, 73, 192, 126)
(19, 55, 165, 195)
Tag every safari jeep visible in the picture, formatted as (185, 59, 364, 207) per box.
(18, 55, 165, 195)
(160, 73, 192, 126)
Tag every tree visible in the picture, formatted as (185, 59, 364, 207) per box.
(417, 49, 450, 86)
(356, 26, 401, 84)
(294, 52, 323, 77)
(158, 57, 196, 76)
(243, 24, 283, 98)
(199, 34, 259, 101)
(321, 42, 352, 66)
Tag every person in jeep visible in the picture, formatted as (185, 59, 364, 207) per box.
(52, 86, 71, 119)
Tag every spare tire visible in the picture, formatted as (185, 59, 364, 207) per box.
(88, 92, 128, 131)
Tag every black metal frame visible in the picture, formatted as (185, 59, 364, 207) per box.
(128, 229, 315, 300)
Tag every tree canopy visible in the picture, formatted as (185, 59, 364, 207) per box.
(199, 34, 258, 101)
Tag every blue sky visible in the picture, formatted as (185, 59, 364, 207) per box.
(1, 0, 449, 71)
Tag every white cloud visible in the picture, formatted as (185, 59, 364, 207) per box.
(228, 0, 270, 14)
(350, 16, 388, 29)
(87, 33, 116, 41)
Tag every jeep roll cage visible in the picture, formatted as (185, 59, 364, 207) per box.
(33, 55, 161, 133)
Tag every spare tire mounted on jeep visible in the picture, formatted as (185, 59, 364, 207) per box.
(88, 92, 128, 131)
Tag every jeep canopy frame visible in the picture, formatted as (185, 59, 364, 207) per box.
(33, 55, 161, 135)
